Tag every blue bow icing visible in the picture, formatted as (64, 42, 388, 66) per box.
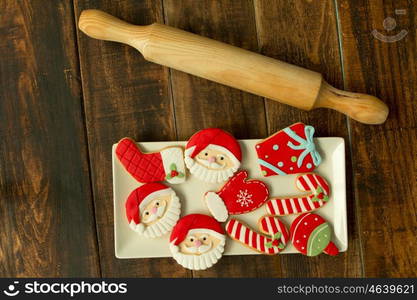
(283, 125, 321, 168)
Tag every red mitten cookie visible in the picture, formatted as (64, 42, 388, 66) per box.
(184, 128, 242, 183)
(226, 216, 289, 255)
(266, 173, 330, 216)
(169, 214, 226, 270)
(116, 137, 186, 184)
(290, 213, 339, 256)
(204, 170, 269, 222)
(126, 183, 181, 238)
(255, 122, 322, 176)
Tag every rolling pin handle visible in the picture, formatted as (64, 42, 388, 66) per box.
(315, 81, 389, 125)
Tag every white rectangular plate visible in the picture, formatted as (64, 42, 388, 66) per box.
(113, 137, 347, 258)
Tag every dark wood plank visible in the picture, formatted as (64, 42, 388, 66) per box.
(74, 0, 190, 277)
(0, 0, 99, 276)
(337, 0, 417, 277)
(163, 0, 281, 277)
(254, 0, 363, 276)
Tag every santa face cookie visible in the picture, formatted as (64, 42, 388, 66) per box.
(126, 183, 181, 238)
(169, 214, 226, 270)
(204, 170, 269, 222)
(290, 213, 339, 256)
(255, 123, 322, 176)
(184, 128, 241, 183)
(116, 137, 186, 184)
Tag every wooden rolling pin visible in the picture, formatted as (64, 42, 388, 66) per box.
(78, 9, 388, 124)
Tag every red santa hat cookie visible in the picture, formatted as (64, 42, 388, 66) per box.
(184, 128, 242, 183)
(126, 183, 181, 238)
(255, 123, 322, 176)
(290, 213, 339, 256)
(204, 170, 269, 222)
(116, 137, 186, 184)
(169, 214, 226, 270)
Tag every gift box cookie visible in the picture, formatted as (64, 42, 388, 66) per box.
(255, 122, 322, 176)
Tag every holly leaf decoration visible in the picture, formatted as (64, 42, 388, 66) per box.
(177, 172, 185, 178)
(323, 195, 329, 202)
(312, 195, 320, 202)
(316, 186, 323, 194)
(170, 163, 177, 171)
(265, 241, 273, 249)
(273, 232, 282, 240)
(165, 174, 172, 180)
(277, 243, 285, 250)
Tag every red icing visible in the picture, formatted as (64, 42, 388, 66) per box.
(170, 214, 224, 246)
(116, 138, 165, 183)
(185, 128, 241, 161)
(266, 173, 331, 216)
(290, 213, 326, 255)
(255, 122, 317, 176)
(226, 216, 289, 255)
(211, 170, 269, 215)
(125, 183, 169, 225)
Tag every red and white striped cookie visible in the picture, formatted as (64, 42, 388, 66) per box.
(225, 216, 289, 255)
(266, 173, 330, 216)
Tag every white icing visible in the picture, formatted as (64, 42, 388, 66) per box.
(185, 156, 239, 183)
(204, 192, 228, 222)
(160, 147, 186, 184)
(169, 238, 226, 271)
(132, 195, 181, 238)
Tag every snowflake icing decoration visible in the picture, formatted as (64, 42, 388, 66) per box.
(236, 189, 253, 207)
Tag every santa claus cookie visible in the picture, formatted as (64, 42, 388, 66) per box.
(126, 183, 181, 238)
(255, 122, 322, 176)
(226, 216, 289, 255)
(266, 173, 330, 216)
(116, 137, 186, 184)
(204, 170, 269, 222)
(184, 128, 241, 183)
(169, 214, 226, 270)
(290, 213, 339, 256)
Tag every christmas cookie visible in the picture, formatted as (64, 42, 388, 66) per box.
(126, 183, 181, 238)
(225, 216, 289, 255)
(290, 213, 339, 256)
(169, 214, 226, 270)
(204, 170, 269, 222)
(116, 137, 186, 184)
(255, 122, 322, 176)
(266, 173, 330, 216)
(184, 128, 241, 183)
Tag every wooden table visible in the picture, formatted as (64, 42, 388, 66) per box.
(1, 0, 415, 277)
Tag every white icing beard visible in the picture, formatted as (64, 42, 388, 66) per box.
(131, 195, 181, 238)
(187, 159, 238, 183)
(170, 239, 225, 271)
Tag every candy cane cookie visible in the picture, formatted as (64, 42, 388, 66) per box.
(225, 216, 289, 255)
(266, 173, 330, 216)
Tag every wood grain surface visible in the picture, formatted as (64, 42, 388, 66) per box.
(0, 0, 415, 277)
(337, 0, 417, 277)
(0, 0, 99, 277)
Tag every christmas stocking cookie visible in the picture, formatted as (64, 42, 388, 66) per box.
(116, 137, 186, 184)
(290, 213, 339, 256)
(184, 128, 242, 183)
(266, 173, 330, 216)
(204, 170, 269, 222)
(255, 122, 322, 176)
(169, 214, 226, 270)
(226, 216, 289, 255)
(126, 183, 181, 238)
